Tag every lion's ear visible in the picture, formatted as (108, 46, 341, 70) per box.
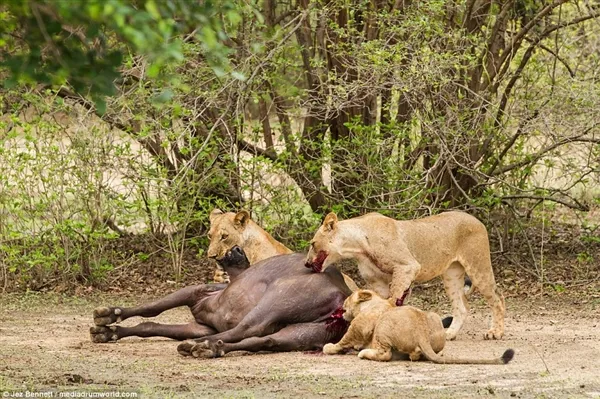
(210, 209, 223, 223)
(357, 290, 372, 303)
(323, 212, 338, 232)
(234, 210, 251, 228)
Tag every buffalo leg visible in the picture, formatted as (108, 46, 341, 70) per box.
(93, 284, 226, 326)
(183, 287, 345, 346)
(91, 321, 216, 343)
(178, 323, 332, 358)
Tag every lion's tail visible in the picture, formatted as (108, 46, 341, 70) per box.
(418, 337, 514, 365)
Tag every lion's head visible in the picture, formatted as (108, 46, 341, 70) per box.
(342, 289, 390, 322)
(207, 209, 252, 262)
(305, 212, 340, 273)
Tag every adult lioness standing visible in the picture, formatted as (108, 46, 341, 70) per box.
(305, 211, 504, 340)
(208, 209, 359, 292)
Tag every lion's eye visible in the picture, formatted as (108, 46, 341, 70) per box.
(221, 234, 229, 241)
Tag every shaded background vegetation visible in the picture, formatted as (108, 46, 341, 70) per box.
(0, 0, 599, 292)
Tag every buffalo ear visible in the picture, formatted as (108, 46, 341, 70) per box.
(323, 212, 338, 232)
(210, 208, 223, 223)
(357, 290, 373, 303)
(234, 210, 251, 228)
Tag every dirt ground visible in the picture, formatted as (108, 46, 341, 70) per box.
(1, 288, 599, 399)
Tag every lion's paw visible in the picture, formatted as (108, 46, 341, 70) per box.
(484, 329, 504, 340)
(445, 330, 458, 341)
(93, 307, 123, 326)
(90, 326, 119, 343)
(322, 343, 339, 355)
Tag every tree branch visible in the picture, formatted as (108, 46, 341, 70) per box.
(501, 194, 589, 211)
(486, 109, 541, 176)
(533, 41, 575, 78)
(237, 139, 278, 161)
(488, 6, 600, 95)
(52, 86, 178, 175)
(274, 10, 298, 26)
(492, 125, 600, 176)
(491, 0, 569, 83)
(266, 80, 297, 157)
(258, 97, 275, 153)
(493, 44, 537, 124)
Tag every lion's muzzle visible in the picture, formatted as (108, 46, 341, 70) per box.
(305, 250, 328, 273)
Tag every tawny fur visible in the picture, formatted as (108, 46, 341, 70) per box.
(307, 211, 505, 340)
(324, 290, 514, 365)
(208, 210, 292, 264)
(208, 209, 358, 291)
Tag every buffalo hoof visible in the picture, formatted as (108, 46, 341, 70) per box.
(212, 269, 230, 284)
(93, 307, 123, 326)
(191, 340, 220, 359)
(177, 340, 223, 359)
(192, 346, 217, 359)
(90, 326, 119, 343)
(177, 340, 196, 357)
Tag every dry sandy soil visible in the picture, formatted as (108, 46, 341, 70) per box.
(1, 289, 599, 399)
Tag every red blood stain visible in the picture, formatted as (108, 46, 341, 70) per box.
(303, 350, 326, 356)
(325, 306, 348, 339)
(305, 250, 328, 273)
(395, 287, 412, 306)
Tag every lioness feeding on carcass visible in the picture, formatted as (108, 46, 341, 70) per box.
(306, 211, 505, 340)
(208, 208, 358, 291)
(91, 246, 352, 357)
(324, 290, 514, 365)
(207, 209, 293, 283)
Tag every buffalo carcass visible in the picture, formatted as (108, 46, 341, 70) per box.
(91, 246, 351, 358)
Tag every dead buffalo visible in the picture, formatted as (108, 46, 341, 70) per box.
(90, 246, 351, 358)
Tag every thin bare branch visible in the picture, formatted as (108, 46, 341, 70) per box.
(487, 109, 541, 176)
(501, 194, 589, 211)
(492, 125, 600, 176)
(238, 139, 278, 161)
(492, 0, 570, 83)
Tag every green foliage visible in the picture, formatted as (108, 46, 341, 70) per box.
(0, 95, 126, 287)
(1, 0, 599, 291)
(576, 251, 594, 264)
(552, 283, 566, 294)
(0, 0, 243, 111)
(324, 117, 426, 219)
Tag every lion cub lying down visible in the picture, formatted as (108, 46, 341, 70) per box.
(324, 290, 514, 365)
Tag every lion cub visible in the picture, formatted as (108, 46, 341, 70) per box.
(324, 290, 514, 365)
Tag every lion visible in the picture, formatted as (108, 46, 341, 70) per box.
(207, 209, 292, 283)
(208, 209, 359, 292)
(324, 290, 514, 365)
(305, 211, 505, 340)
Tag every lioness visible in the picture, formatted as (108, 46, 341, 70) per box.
(208, 209, 292, 269)
(305, 211, 504, 340)
(208, 209, 359, 291)
(324, 290, 514, 365)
